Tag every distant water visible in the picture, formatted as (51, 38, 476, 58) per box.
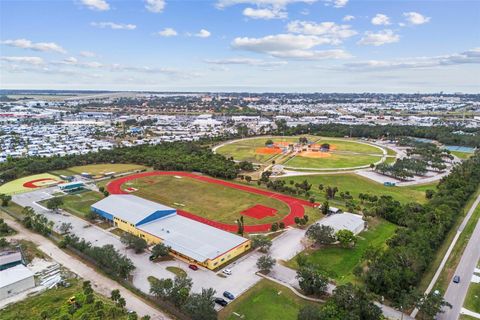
(444, 145, 476, 153)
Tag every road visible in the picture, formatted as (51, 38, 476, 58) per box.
(0, 212, 171, 320)
(437, 194, 480, 320)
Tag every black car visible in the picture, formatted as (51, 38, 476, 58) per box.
(453, 275, 461, 283)
(215, 298, 228, 306)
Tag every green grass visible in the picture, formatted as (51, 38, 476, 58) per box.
(59, 191, 104, 218)
(218, 279, 320, 320)
(0, 173, 61, 195)
(67, 163, 146, 176)
(0, 278, 128, 320)
(285, 218, 397, 284)
(314, 138, 383, 154)
(451, 151, 474, 160)
(464, 282, 480, 313)
(126, 175, 291, 225)
(278, 174, 434, 206)
(284, 153, 382, 169)
(166, 266, 187, 277)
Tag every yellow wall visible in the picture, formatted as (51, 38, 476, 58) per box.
(113, 216, 251, 270)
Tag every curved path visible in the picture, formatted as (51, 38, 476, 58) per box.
(106, 171, 316, 233)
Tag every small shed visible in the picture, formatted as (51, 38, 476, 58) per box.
(318, 212, 365, 235)
(0, 264, 35, 300)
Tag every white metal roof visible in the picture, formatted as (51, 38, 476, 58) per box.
(0, 264, 34, 287)
(91, 195, 176, 224)
(138, 214, 249, 263)
(319, 212, 365, 235)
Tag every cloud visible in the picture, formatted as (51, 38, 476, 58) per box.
(145, 0, 166, 13)
(157, 28, 178, 37)
(287, 20, 357, 44)
(2, 39, 66, 54)
(243, 7, 287, 19)
(341, 48, 480, 71)
(90, 22, 137, 30)
(403, 12, 431, 25)
(205, 57, 287, 66)
(216, 0, 317, 9)
(195, 29, 211, 38)
(371, 14, 390, 26)
(80, 51, 96, 57)
(80, 0, 110, 11)
(324, 0, 348, 8)
(343, 15, 354, 21)
(232, 34, 351, 59)
(56, 57, 103, 68)
(1, 56, 45, 65)
(358, 29, 399, 46)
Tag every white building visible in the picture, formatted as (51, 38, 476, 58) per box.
(318, 212, 365, 235)
(0, 264, 35, 300)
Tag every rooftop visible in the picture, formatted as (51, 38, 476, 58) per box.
(0, 264, 34, 287)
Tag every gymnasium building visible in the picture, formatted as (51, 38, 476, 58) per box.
(91, 195, 251, 270)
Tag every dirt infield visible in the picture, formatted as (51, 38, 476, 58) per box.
(241, 204, 278, 220)
(255, 147, 282, 155)
(298, 151, 332, 158)
(23, 178, 61, 188)
(106, 171, 316, 233)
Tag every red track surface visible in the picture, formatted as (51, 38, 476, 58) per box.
(23, 178, 58, 188)
(106, 171, 316, 233)
(241, 204, 278, 219)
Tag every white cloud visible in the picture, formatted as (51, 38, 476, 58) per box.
(216, 0, 317, 9)
(232, 34, 351, 59)
(195, 29, 211, 38)
(324, 0, 348, 8)
(342, 48, 480, 71)
(358, 29, 399, 46)
(80, 51, 96, 57)
(90, 22, 137, 30)
(287, 20, 357, 44)
(1, 56, 45, 65)
(2, 39, 66, 54)
(145, 0, 166, 13)
(205, 57, 287, 66)
(157, 28, 178, 37)
(80, 0, 110, 11)
(343, 15, 354, 21)
(243, 7, 287, 19)
(56, 57, 103, 68)
(371, 14, 390, 26)
(403, 12, 431, 25)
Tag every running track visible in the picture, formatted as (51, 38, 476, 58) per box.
(106, 171, 316, 232)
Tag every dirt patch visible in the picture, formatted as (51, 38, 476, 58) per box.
(309, 143, 337, 151)
(256, 147, 282, 155)
(274, 141, 293, 147)
(298, 151, 332, 158)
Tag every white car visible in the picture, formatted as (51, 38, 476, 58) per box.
(222, 268, 232, 275)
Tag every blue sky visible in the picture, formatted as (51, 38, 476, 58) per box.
(0, 0, 479, 92)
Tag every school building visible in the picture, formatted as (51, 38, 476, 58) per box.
(91, 195, 251, 270)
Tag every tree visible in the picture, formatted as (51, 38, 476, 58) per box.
(59, 222, 73, 234)
(85, 293, 94, 304)
(321, 201, 330, 215)
(116, 297, 126, 308)
(151, 243, 170, 258)
(46, 197, 63, 212)
(270, 222, 279, 232)
(120, 233, 148, 253)
(336, 229, 357, 248)
(296, 265, 329, 296)
(0, 194, 12, 207)
(0, 237, 9, 248)
(298, 305, 322, 320)
(306, 224, 336, 245)
(425, 189, 435, 199)
(251, 235, 272, 252)
(183, 288, 217, 320)
(237, 216, 244, 236)
(265, 139, 274, 146)
(245, 176, 252, 183)
(256, 255, 276, 273)
(110, 289, 121, 302)
(417, 291, 452, 320)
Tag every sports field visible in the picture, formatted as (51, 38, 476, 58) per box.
(286, 217, 396, 284)
(51, 163, 146, 177)
(58, 191, 104, 218)
(216, 136, 388, 170)
(0, 173, 62, 195)
(218, 279, 318, 320)
(107, 171, 315, 232)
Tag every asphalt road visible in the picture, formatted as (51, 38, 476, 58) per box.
(438, 194, 480, 320)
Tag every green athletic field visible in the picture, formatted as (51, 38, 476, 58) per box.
(283, 153, 382, 169)
(51, 163, 146, 177)
(122, 175, 290, 225)
(0, 173, 61, 195)
(218, 279, 319, 320)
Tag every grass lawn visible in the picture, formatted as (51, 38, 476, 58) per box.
(166, 266, 187, 277)
(278, 173, 434, 206)
(59, 191, 104, 218)
(285, 217, 397, 284)
(451, 151, 474, 160)
(67, 163, 146, 175)
(284, 153, 382, 169)
(0, 278, 128, 320)
(126, 175, 291, 225)
(0, 173, 62, 195)
(464, 282, 480, 313)
(218, 279, 320, 320)
(315, 138, 383, 154)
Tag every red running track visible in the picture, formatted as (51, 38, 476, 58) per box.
(106, 171, 316, 233)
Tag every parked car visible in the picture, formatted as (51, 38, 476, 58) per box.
(223, 291, 235, 300)
(453, 275, 461, 283)
(189, 264, 199, 271)
(215, 298, 228, 306)
(222, 268, 232, 275)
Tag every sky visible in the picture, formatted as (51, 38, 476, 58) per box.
(0, 0, 479, 93)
